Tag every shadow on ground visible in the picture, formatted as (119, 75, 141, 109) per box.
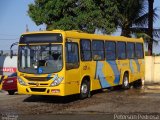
(23, 94, 81, 104)
(22, 85, 128, 104)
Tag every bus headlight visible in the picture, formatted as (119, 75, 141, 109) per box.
(18, 77, 26, 86)
(50, 74, 63, 87)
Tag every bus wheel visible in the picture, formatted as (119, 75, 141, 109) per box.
(8, 90, 15, 95)
(122, 73, 130, 89)
(133, 79, 142, 88)
(80, 80, 90, 99)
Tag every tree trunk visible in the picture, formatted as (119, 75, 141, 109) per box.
(121, 26, 131, 37)
(148, 0, 154, 56)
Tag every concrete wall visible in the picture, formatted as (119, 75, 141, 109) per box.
(145, 56, 160, 83)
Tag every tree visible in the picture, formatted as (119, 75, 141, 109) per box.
(115, 0, 159, 55)
(92, 0, 119, 34)
(28, 0, 78, 30)
(148, 0, 154, 55)
(115, 0, 149, 37)
(28, 0, 160, 52)
(28, 0, 118, 34)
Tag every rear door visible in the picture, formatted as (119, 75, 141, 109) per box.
(105, 41, 119, 86)
(116, 42, 128, 84)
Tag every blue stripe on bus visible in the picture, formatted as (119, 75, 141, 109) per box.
(95, 61, 110, 88)
(135, 59, 140, 72)
(107, 61, 120, 84)
(129, 60, 134, 73)
(47, 74, 52, 80)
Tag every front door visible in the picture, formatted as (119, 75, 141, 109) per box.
(65, 41, 80, 95)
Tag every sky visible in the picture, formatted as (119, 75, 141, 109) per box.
(0, 0, 45, 51)
(0, 0, 160, 53)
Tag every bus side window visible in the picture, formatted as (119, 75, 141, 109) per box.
(92, 40, 105, 61)
(66, 42, 79, 70)
(135, 43, 144, 59)
(117, 42, 126, 59)
(80, 39, 92, 61)
(105, 41, 116, 60)
(127, 42, 135, 59)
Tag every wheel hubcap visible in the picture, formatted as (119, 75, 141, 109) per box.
(81, 84, 88, 94)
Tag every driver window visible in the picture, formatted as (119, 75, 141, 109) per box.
(45, 52, 61, 68)
(66, 42, 79, 70)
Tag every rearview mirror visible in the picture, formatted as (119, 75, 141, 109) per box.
(10, 42, 18, 59)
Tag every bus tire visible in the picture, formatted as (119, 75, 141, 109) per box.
(133, 79, 142, 88)
(122, 73, 130, 89)
(8, 90, 15, 95)
(80, 80, 90, 99)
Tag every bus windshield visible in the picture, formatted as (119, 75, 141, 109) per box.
(18, 44, 63, 74)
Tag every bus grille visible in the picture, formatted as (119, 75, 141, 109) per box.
(28, 83, 48, 86)
(30, 88, 46, 92)
(25, 77, 53, 81)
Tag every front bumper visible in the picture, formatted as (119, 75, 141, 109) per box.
(17, 83, 65, 96)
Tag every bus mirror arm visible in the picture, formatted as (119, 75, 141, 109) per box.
(10, 50, 13, 59)
(10, 42, 19, 59)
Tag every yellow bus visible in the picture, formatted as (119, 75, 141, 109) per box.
(16, 30, 145, 99)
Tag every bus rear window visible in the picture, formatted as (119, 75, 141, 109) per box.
(20, 33, 62, 44)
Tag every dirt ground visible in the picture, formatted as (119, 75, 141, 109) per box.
(0, 84, 160, 120)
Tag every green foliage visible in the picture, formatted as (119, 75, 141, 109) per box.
(152, 53, 160, 56)
(115, 0, 159, 38)
(28, 0, 118, 33)
(115, 0, 147, 37)
(145, 51, 160, 56)
(28, 0, 159, 37)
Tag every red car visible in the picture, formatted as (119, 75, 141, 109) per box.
(2, 72, 17, 95)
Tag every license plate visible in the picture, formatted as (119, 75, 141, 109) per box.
(7, 80, 14, 83)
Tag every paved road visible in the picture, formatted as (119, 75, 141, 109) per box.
(0, 85, 160, 120)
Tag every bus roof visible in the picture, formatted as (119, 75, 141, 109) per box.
(22, 30, 144, 43)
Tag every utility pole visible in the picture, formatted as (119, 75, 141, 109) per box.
(26, 24, 29, 32)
